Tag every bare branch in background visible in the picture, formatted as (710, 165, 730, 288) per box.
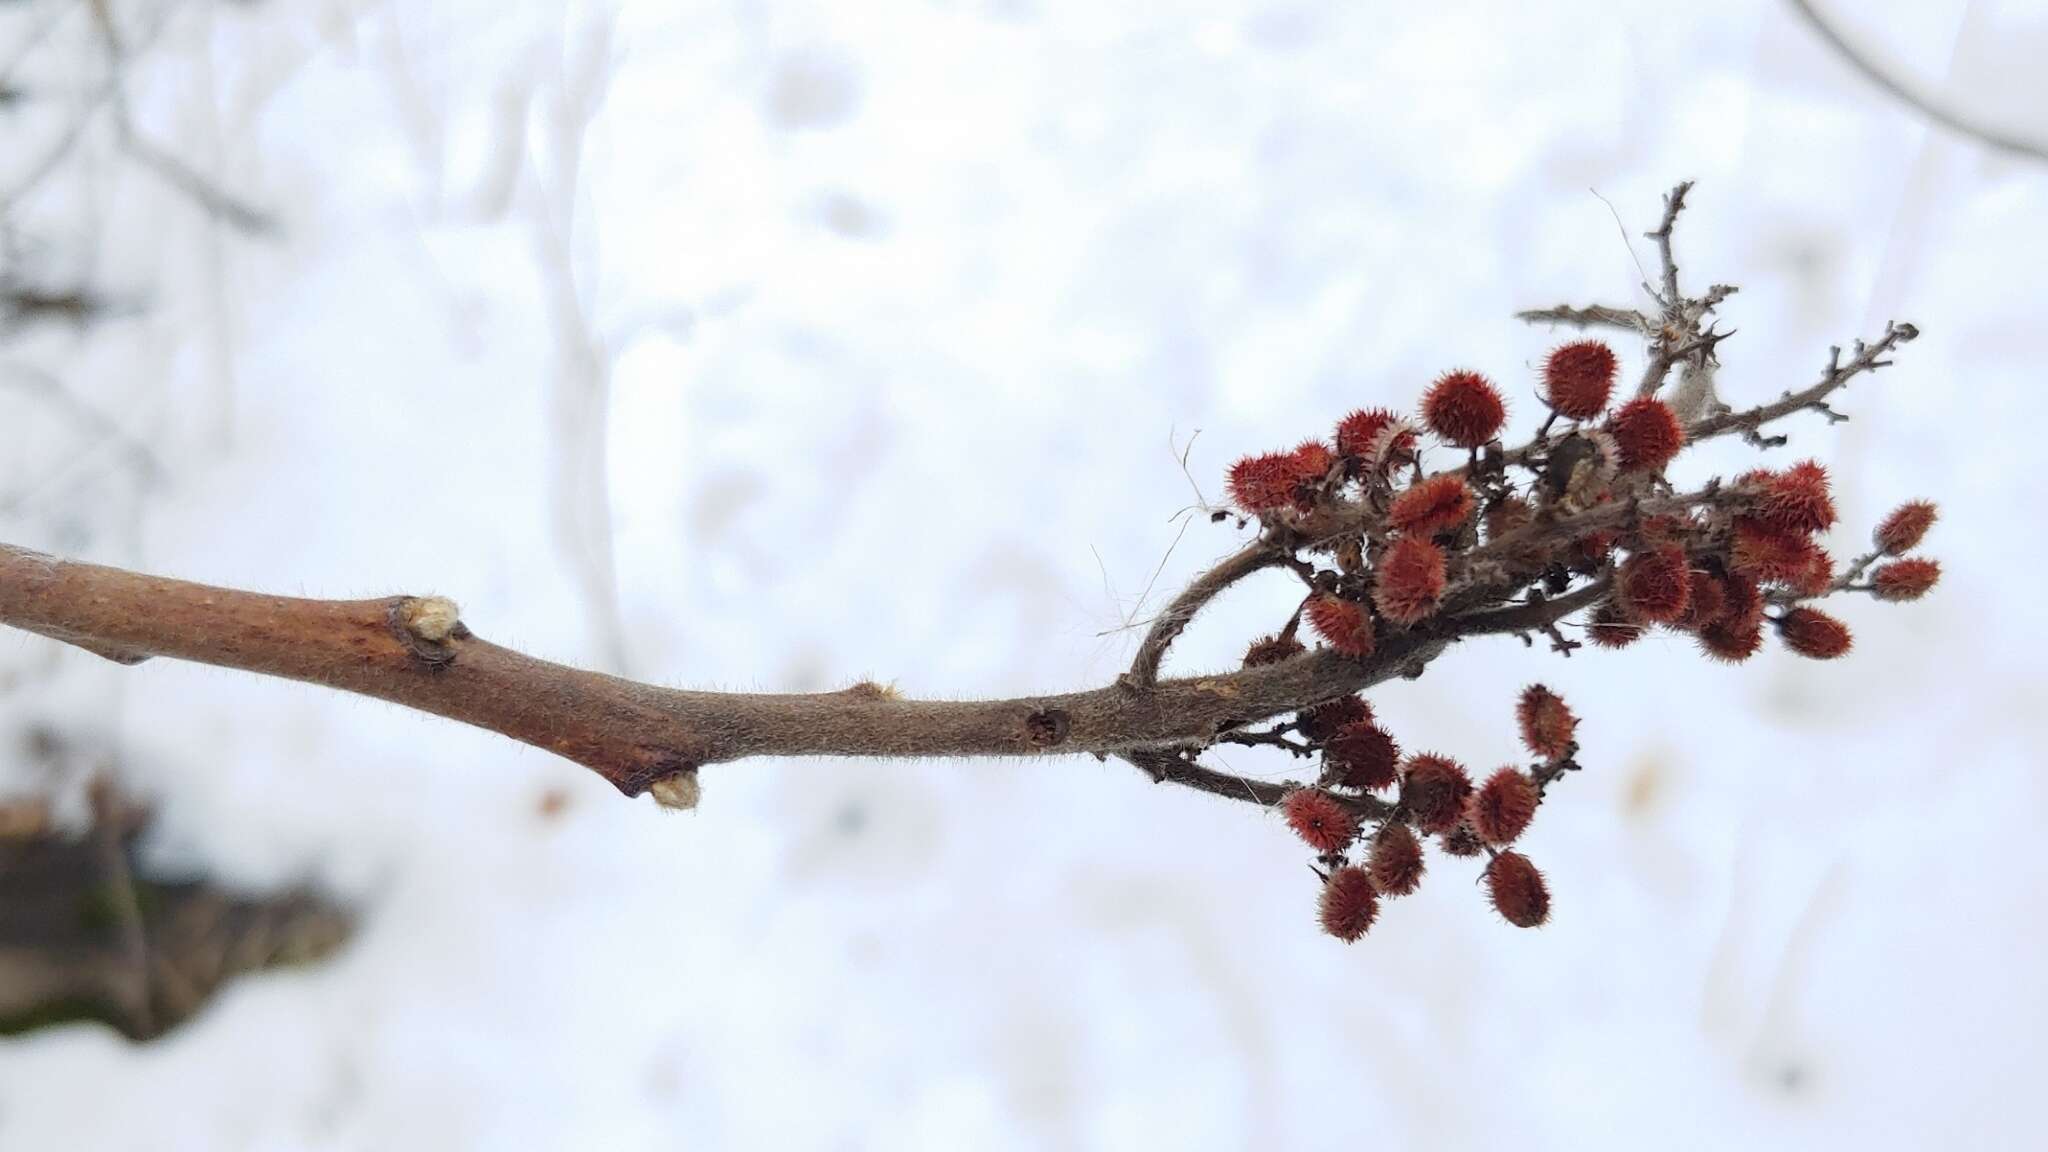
(1787, 0, 2048, 166)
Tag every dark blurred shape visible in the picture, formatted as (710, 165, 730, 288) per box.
(0, 778, 352, 1042)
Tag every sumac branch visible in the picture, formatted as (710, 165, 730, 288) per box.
(0, 185, 1939, 940)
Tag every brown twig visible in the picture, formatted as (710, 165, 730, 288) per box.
(0, 536, 1611, 802)
(1687, 321, 1918, 448)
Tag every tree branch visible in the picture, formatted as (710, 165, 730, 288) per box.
(1687, 320, 1918, 448)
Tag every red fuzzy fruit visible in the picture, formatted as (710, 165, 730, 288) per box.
(1718, 571, 1764, 630)
(1334, 408, 1418, 466)
(1751, 461, 1837, 535)
(1731, 518, 1824, 585)
(1283, 788, 1360, 853)
(1586, 600, 1644, 649)
(1619, 545, 1692, 624)
(1485, 851, 1551, 928)
(1469, 768, 1540, 846)
(1543, 340, 1618, 420)
(1291, 439, 1335, 484)
(1319, 866, 1380, 942)
(1305, 594, 1376, 658)
(1438, 824, 1485, 857)
(1676, 569, 1729, 632)
(1875, 500, 1938, 556)
(1388, 474, 1476, 536)
(1776, 607, 1852, 660)
(1516, 685, 1577, 762)
(1226, 453, 1296, 514)
(1787, 546, 1836, 598)
(1400, 754, 1474, 835)
(1368, 823, 1426, 897)
(1299, 695, 1372, 742)
(1697, 617, 1764, 664)
(1242, 632, 1306, 667)
(1325, 722, 1402, 791)
(1872, 558, 1940, 602)
(1607, 397, 1685, 472)
(1422, 369, 1507, 448)
(1373, 535, 1447, 625)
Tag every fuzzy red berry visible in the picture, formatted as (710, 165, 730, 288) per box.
(1776, 607, 1852, 660)
(1750, 461, 1837, 535)
(1718, 571, 1764, 630)
(1697, 617, 1764, 664)
(1676, 569, 1729, 632)
(1607, 397, 1685, 472)
(1422, 369, 1507, 448)
(1787, 546, 1836, 598)
(1619, 545, 1692, 624)
(1226, 453, 1296, 513)
(1469, 768, 1540, 846)
(1368, 823, 1426, 897)
(1872, 558, 1940, 602)
(1438, 824, 1484, 857)
(1875, 500, 1938, 556)
(1319, 866, 1380, 941)
(1242, 632, 1306, 667)
(1516, 685, 1577, 762)
(1334, 408, 1418, 466)
(1325, 722, 1402, 791)
(1299, 695, 1372, 742)
(1542, 340, 1618, 420)
(1290, 439, 1335, 485)
(1731, 518, 1824, 585)
(1388, 474, 1476, 536)
(1586, 600, 1644, 648)
(1400, 754, 1473, 835)
(1485, 851, 1550, 928)
(1373, 535, 1447, 625)
(1283, 788, 1360, 853)
(1305, 594, 1376, 658)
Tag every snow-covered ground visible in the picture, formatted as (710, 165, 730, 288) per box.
(3, 0, 2044, 1147)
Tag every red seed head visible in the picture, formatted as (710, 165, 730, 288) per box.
(1875, 500, 1938, 555)
(1422, 369, 1507, 448)
(1305, 594, 1376, 658)
(1677, 569, 1729, 632)
(1373, 535, 1448, 625)
(1299, 695, 1373, 742)
(1485, 851, 1551, 928)
(1290, 439, 1335, 483)
(1516, 685, 1578, 762)
(1388, 474, 1476, 536)
(1319, 866, 1380, 942)
(1242, 632, 1306, 667)
(1619, 545, 1692, 624)
(1325, 722, 1402, 791)
(1872, 557, 1940, 602)
(1438, 824, 1485, 857)
(1226, 453, 1296, 514)
(1697, 617, 1765, 663)
(1788, 547, 1836, 598)
(1751, 461, 1837, 535)
(1400, 754, 1474, 835)
(1776, 607, 1853, 660)
(1368, 823, 1426, 897)
(1731, 518, 1825, 585)
(1283, 788, 1360, 853)
(1542, 340, 1618, 420)
(1334, 408, 1418, 467)
(1470, 768, 1540, 846)
(1607, 397, 1685, 472)
(1718, 571, 1764, 630)
(1586, 600, 1645, 649)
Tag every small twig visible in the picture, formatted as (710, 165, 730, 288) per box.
(1688, 321, 1918, 448)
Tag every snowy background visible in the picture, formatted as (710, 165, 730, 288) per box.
(2, 0, 2045, 1147)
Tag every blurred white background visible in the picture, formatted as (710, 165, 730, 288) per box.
(1, 0, 2044, 1147)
